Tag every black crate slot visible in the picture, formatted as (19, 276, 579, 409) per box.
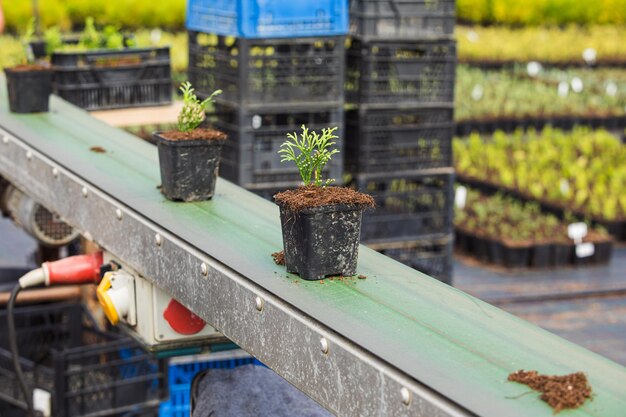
(355, 172, 454, 243)
(189, 32, 345, 108)
(214, 105, 344, 189)
(346, 39, 456, 106)
(350, 0, 455, 40)
(346, 106, 453, 173)
(52, 47, 172, 110)
(0, 303, 166, 416)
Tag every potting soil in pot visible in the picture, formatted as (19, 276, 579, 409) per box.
(274, 185, 374, 212)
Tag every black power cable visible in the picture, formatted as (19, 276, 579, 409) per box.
(7, 283, 34, 416)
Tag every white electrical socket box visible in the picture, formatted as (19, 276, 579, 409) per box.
(101, 253, 223, 351)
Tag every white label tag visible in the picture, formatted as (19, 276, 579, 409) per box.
(471, 84, 483, 101)
(33, 388, 52, 417)
(576, 242, 595, 258)
(568, 222, 588, 242)
(582, 48, 597, 64)
(571, 77, 584, 93)
(606, 81, 618, 96)
(455, 186, 467, 210)
(527, 61, 542, 76)
(252, 115, 262, 129)
(558, 81, 569, 97)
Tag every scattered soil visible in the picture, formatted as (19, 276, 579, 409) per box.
(90, 146, 106, 153)
(358, 275, 367, 279)
(508, 370, 592, 413)
(7, 64, 50, 72)
(271, 251, 285, 266)
(274, 185, 375, 212)
(159, 128, 227, 142)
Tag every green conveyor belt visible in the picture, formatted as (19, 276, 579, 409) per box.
(1, 86, 625, 417)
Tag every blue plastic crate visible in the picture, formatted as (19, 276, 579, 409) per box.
(159, 356, 260, 417)
(159, 384, 190, 417)
(185, 0, 349, 38)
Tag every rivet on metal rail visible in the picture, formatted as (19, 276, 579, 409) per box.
(320, 337, 329, 354)
(401, 387, 412, 406)
(201, 262, 208, 276)
(255, 296, 264, 311)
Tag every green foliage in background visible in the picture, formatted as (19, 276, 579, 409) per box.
(454, 127, 626, 221)
(3, 0, 625, 31)
(457, 0, 626, 25)
(2, 0, 185, 33)
(455, 187, 610, 244)
(0, 32, 188, 71)
(456, 65, 626, 121)
(457, 25, 626, 64)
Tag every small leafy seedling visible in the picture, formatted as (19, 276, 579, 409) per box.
(278, 125, 339, 186)
(43, 26, 63, 57)
(177, 82, 222, 133)
(20, 17, 37, 63)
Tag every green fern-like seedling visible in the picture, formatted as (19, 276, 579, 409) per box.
(278, 125, 339, 187)
(177, 82, 222, 133)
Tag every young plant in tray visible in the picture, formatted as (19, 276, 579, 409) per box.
(153, 82, 226, 202)
(273, 126, 375, 280)
(4, 18, 53, 113)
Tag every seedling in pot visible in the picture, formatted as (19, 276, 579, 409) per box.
(3, 18, 53, 113)
(153, 82, 226, 202)
(278, 125, 339, 187)
(274, 125, 374, 281)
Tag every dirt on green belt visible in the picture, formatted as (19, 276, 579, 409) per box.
(508, 370, 592, 413)
(272, 251, 285, 266)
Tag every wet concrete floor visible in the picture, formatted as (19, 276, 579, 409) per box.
(454, 246, 626, 366)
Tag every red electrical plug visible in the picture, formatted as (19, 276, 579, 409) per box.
(18, 252, 103, 289)
(45, 252, 103, 285)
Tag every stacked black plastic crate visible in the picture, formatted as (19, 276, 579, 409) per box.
(347, 0, 456, 282)
(186, 0, 349, 196)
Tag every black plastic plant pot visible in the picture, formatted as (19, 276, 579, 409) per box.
(278, 204, 365, 281)
(592, 240, 613, 264)
(487, 239, 505, 265)
(530, 244, 552, 268)
(473, 236, 489, 261)
(502, 245, 530, 268)
(4, 66, 53, 113)
(153, 132, 225, 202)
(29, 40, 47, 59)
(551, 243, 573, 266)
(454, 229, 467, 250)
